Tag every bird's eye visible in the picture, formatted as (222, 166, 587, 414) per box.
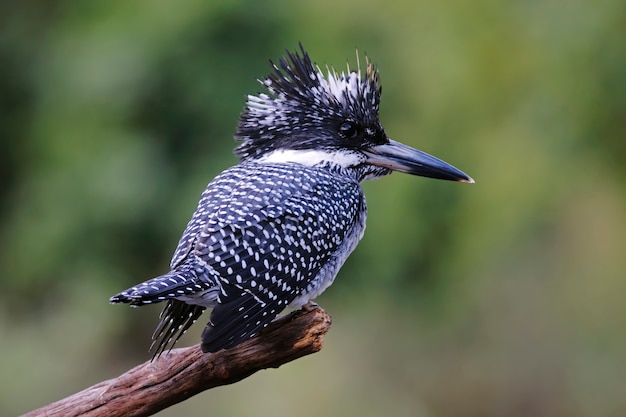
(339, 121, 358, 139)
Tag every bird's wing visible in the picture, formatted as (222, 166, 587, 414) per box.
(195, 173, 365, 352)
(169, 166, 248, 269)
(170, 163, 306, 269)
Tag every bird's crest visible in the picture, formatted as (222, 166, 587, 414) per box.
(235, 44, 382, 160)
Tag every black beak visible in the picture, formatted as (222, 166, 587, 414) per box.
(364, 139, 474, 183)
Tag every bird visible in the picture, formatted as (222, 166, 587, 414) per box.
(110, 44, 473, 358)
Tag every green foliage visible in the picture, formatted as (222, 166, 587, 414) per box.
(1, 0, 624, 416)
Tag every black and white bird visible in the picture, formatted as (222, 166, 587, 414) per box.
(110, 45, 473, 357)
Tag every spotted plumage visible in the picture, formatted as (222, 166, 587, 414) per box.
(110, 44, 473, 358)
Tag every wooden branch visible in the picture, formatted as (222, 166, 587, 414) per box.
(22, 305, 332, 417)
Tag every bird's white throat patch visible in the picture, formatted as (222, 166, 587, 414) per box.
(255, 148, 364, 169)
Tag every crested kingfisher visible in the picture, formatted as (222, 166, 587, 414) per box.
(110, 45, 473, 357)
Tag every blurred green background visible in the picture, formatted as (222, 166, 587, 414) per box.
(1, 0, 624, 416)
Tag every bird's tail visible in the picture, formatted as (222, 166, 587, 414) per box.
(150, 299, 205, 359)
(109, 266, 216, 358)
(109, 266, 210, 306)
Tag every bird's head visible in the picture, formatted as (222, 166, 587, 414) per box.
(235, 45, 473, 183)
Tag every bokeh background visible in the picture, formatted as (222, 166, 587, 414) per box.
(1, 1, 624, 416)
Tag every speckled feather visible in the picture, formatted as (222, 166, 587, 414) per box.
(197, 164, 366, 352)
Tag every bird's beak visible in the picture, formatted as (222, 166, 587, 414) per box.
(364, 139, 474, 183)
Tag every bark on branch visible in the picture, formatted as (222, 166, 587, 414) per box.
(22, 305, 332, 417)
